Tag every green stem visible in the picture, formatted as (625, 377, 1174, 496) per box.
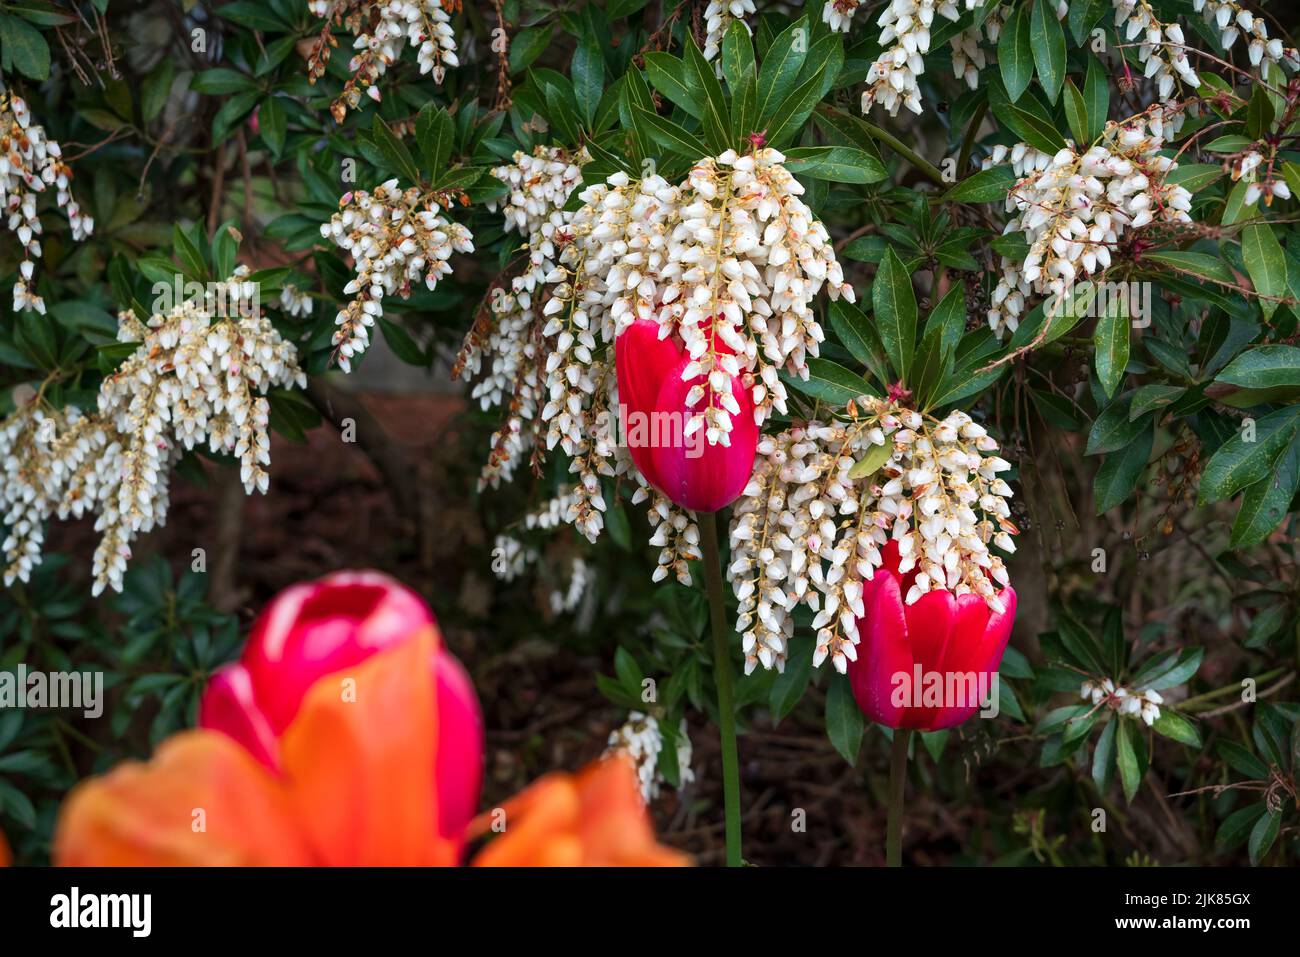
(698, 510, 742, 867)
(1180, 667, 1288, 711)
(886, 728, 911, 867)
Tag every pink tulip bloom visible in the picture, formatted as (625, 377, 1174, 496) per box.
(199, 570, 483, 842)
(846, 542, 1017, 731)
(615, 319, 758, 513)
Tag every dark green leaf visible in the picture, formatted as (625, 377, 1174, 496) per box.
(873, 247, 917, 382)
(826, 674, 864, 765)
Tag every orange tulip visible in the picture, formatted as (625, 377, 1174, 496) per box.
(0, 829, 10, 867)
(54, 605, 686, 867)
(471, 758, 688, 867)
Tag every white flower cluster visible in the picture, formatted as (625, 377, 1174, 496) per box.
(729, 396, 1015, 674)
(488, 486, 593, 573)
(822, 0, 864, 33)
(549, 556, 590, 614)
(462, 285, 541, 490)
(307, 0, 459, 121)
(457, 147, 594, 494)
(462, 165, 675, 538)
(653, 148, 852, 444)
(463, 148, 848, 571)
(1, 400, 85, 587)
(488, 146, 587, 241)
(1, 270, 306, 594)
(861, 0, 963, 116)
(1113, 0, 1200, 100)
(322, 180, 473, 372)
(702, 1, 756, 66)
(491, 533, 535, 581)
(1194, 0, 1300, 72)
(984, 109, 1192, 337)
(0, 93, 94, 314)
(633, 478, 703, 586)
(278, 285, 313, 317)
(488, 488, 599, 609)
(1080, 678, 1164, 726)
(605, 711, 695, 802)
(857, 1, 1063, 116)
(1228, 149, 1291, 207)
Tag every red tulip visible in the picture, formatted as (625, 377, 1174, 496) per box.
(614, 318, 758, 512)
(199, 571, 483, 842)
(846, 542, 1017, 731)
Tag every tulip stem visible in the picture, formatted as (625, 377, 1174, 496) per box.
(886, 729, 911, 867)
(698, 510, 743, 868)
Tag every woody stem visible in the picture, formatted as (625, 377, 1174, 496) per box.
(698, 510, 742, 867)
(887, 728, 911, 867)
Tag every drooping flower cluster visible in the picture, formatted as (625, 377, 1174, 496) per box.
(488, 487, 597, 611)
(1, 399, 91, 587)
(0, 93, 94, 314)
(1081, 678, 1164, 726)
(729, 396, 1015, 675)
(654, 149, 851, 442)
(278, 284, 313, 317)
(550, 556, 591, 613)
(860, 0, 964, 115)
(702, 1, 756, 66)
(491, 533, 535, 581)
(461, 148, 849, 577)
(306, 0, 460, 122)
(1228, 148, 1292, 207)
(1, 269, 306, 594)
(635, 479, 703, 585)
(1113, 0, 1201, 99)
(322, 180, 473, 372)
(605, 711, 695, 802)
(1194, 0, 1300, 72)
(984, 109, 1193, 337)
(456, 147, 591, 491)
(488, 146, 587, 244)
(822, 0, 864, 33)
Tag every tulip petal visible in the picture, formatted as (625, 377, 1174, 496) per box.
(470, 755, 689, 867)
(929, 589, 1015, 731)
(848, 572, 914, 728)
(198, 663, 281, 771)
(54, 732, 312, 866)
(434, 650, 484, 843)
(243, 571, 434, 734)
(0, 829, 10, 867)
(279, 626, 460, 866)
(900, 589, 958, 729)
(648, 354, 759, 513)
(615, 319, 684, 485)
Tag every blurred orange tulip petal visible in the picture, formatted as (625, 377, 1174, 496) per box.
(281, 626, 458, 866)
(472, 755, 689, 867)
(0, 829, 10, 867)
(54, 732, 312, 866)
